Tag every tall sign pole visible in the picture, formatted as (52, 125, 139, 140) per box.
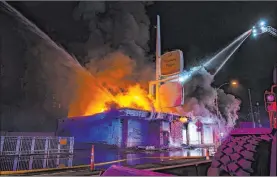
(156, 15, 161, 110)
(156, 15, 161, 81)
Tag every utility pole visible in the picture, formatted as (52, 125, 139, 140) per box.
(255, 102, 262, 127)
(248, 89, 255, 128)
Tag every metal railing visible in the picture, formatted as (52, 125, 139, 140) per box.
(0, 136, 74, 171)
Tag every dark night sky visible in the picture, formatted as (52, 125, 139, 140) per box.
(7, 1, 277, 123)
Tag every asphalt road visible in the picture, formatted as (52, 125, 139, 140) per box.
(23, 157, 211, 176)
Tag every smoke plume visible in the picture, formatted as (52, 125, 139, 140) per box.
(73, 1, 154, 82)
(217, 89, 241, 126)
(0, 1, 241, 133)
(68, 1, 155, 116)
(176, 67, 241, 127)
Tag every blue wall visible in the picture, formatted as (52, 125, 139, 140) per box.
(57, 114, 123, 147)
(57, 109, 182, 148)
(127, 119, 149, 147)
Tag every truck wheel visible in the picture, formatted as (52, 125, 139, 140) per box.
(208, 131, 276, 176)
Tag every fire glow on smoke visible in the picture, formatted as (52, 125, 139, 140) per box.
(68, 52, 160, 117)
(68, 52, 241, 130)
(67, 2, 241, 126)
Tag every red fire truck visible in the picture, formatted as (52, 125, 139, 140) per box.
(264, 65, 277, 128)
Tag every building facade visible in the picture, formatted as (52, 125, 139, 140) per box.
(56, 108, 217, 149)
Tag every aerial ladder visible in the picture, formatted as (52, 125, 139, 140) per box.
(252, 21, 277, 38)
(208, 21, 277, 176)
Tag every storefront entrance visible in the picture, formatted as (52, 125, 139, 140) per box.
(162, 131, 170, 146)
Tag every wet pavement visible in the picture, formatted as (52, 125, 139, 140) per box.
(36, 158, 211, 176)
(73, 144, 215, 170)
(1, 145, 215, 176)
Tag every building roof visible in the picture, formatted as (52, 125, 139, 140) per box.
(61, 108, 184, 124)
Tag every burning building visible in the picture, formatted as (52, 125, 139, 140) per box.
(56, 108, 217, 149)
(55, 14, 238, 150)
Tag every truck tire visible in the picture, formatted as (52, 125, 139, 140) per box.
(208, 130, 276, 176)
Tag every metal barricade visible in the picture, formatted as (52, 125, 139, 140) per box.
(0, 136, 74, 171)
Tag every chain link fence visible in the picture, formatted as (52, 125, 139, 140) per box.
(0, 136, 74, 171)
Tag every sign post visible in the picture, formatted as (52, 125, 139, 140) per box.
(90, 145, 95, 171)
(152, 15, 185, 111)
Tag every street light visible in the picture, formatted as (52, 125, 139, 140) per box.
(231, 80, 238, 86)
(215, 81, 256, 128)
(214, 80, 238, 146)
(215, 80, 238, 118)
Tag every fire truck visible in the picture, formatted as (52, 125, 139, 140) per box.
(264, 65, 277, 128)
(207, 65, 277, 176)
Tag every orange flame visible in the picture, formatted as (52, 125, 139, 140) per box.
(85, 84, 156, 115)
(68, 52, 159, 117)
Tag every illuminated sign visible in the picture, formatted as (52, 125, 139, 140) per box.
(119, 109, 150, 118)
(159, 82, 184, 108)
(160, 50, 184, 76)
(179, 117, 188, 123)
(117, 108, 182, 121)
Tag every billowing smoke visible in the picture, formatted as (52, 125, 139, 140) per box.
(73, 1, 154, 87)
(68, 2, 155, 116)
(182, 68, 217, 117)
(179, 67, 241, 128)
(217, 89, 241, 127)
(0, 1, 241, 133)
